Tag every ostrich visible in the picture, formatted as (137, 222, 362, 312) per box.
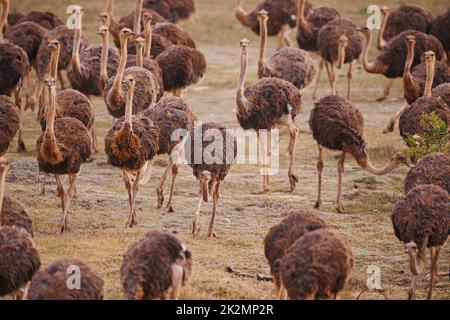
(0, 95, 20, 157)
(103, 28, 159, 119)
(317, 18, 362, 100)
(358, 27, 446, 132)
(28, 258, 104, 300)
(295, 0, 341, 100)
(35, 78, 92, 233)
(0, 226, 40, 299)
(28, 25, 89, 112)
(189, 122, 236, 238)
(404, 153, 450, 195)
(152, 22, 196, 49)
(15, 11, 63, 30)
(264, 210, 327, 298)
(391, 184, 450, 300)
(0, 158, 34, 237)
(235, 0, 312, 49)
(67, 7, 119, 97)
(376, 5, 434, 101)
(104, 76, 159, 228)
(403, 38, 450, 105)
(257, 9, 316, 91)
(430, 9, 450, 66)
(156, 44, 206, 96)
(279, 229, 354, 300)
(144, 96, 196, 213)
(6, 11, 23, 27)
(0, 0, 30, 152)
(432, 83, 450, 107)
(144, 0, 196, 24)
(237, 39, 301, 193)
(309, 95, 409, 213)
(121, 230, 192, 300)
(399, 52, 450, 143)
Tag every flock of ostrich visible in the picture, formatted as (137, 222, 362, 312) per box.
(0, 0, 449, 300)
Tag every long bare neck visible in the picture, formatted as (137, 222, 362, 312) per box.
(0, 163, 7, 215)
(133, 0, 144, 33)
(112, 36, 128, 94)
(143, 20, 152, 58)
(361, 31, 384, 74)
(377, 11, 389, 50)
(235, 0, 250, 27)
(297, 0, 308, 29)
(71, 13, 82, 76)
(236, 48, 248, 115)
(402, 42, 420, 100)
(124, 84, 135, 131)
(0, 1, 9, 43)
(424, 57, 435, 97)
(100, 33, 110, 90)
(136, 45, 144, 67)
(336, 45, 346, 68)
(258, 18, 268, 76)
(408, 251, 425, 275)
(360, 157, 399, 175)
(105, 0, 114, 15)
(49, 48, 60, 79)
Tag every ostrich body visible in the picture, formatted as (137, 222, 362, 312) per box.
(144, 0, 196, 24)
(237, 39, 301, 193)
(67, 7, 119, 97)
(28, 258, 104, 300)
(309, 95, 409, 213)
(0, 95, 20, 157)
(6, 11, 23, 27)
(0, 226, 40, 299)
(156, 44, 206, 96)
(404, 153, 450, 195)
(104, 76, 159, 228)
(144, 96, 196, 213)
(257, 9, 316, 91)
(317, 18, 362, 100)
(152, 22, 196, 49)
(121, 230, 192, 300)
(264, 210, 327, 298)
(190, 122, 236, 238)
(0, 0, 29, 152)
(391, 184, 450, 300)
(280, 229, 354, 300)
(36, 78, 91, 233)
(403, 37, 450, 105)
(104, 28, 159, 119)
(432, 83, 450, 107)
(399, 51, 450, 142)
(430, 9, 450, 65)
(235, 0, 312, 49)
(16, 11, 63, 30)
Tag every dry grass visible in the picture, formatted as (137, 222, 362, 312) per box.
(2, 0, 449, 300)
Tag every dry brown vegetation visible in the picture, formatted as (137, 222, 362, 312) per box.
(2, 0, 449, 300)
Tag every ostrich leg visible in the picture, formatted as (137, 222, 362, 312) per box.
(408, 275, 418, 300)
(281, 25, 292, 47)
(164, 163, 179, 213)
(427, 246, 441, 300)
(173, 89, 182, 97)
(15, 89, 27, 152)
(329, 63, 337, 96)
(60, 174, 77, 233)
(126, 171, 141, 227)
(192, 185, 204, 236)
(287, 125, 299, 192)
(347, 62, 353, 100)
(312, 59, 325, 101)
(164, 139, 187, 213)
(277, 283, 288, 300)
(336, 152, 346, 214)
(207, 181, 220, 238)
(123, 172, 133, 226)
(57, 70, 68, 90)
(258, 131, 269, 193)
(383, 103, 409, 133)
(377, 79, 394, 102)
(156, 160, 173, 209)
(314, 144, 324, 209)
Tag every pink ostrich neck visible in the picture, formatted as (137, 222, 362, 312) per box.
(258, 15, 268, 76)
(143, 19, 152, 58)
(336, 42, 346, 68)
(377, 10, 389, 50)
(0, 158, 8, 216)
(361, 30, 385, 74)
(112, 35, 129, 95)
(133, 0, 144, 33)
(100, 31, 110, 88)
(71, 10, 83, 77)
(360, 156, 399, 175)
(423, 54, 435, 97)
(49, 46, 60, 80)
(408, 250, 425, 275)
(297, 0, 308, 30)
(136, 42, 144, 68)
(45, 84, 58, 138)
(124, 82, 135, 130)
(236, 45, 249, 115)
(0, 0, 9, 43)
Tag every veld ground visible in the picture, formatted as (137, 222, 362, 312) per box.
(3, 0, 449, 300)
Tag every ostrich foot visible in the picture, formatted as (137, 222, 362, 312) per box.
(408, 288, 416, 300)
(164, 205, 174, 214)
(376, 96, 387, 102)
(336, 206, 347, 214)
(17, 140, 27, 153)
(125, 215, 138, 228)
(288, 173, 299, 192)
(192, 220, 200, 237)
(314, 200, 322, 210)
(157, 193, 164, 209)
(383, 118, 396, 134)
(60, 223, 70, 234)
(207, 229, 217, 238)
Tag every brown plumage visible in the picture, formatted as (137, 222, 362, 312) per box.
(189, 122, 236, 238)
(6, 11, 23, 27)
(153, 22, 196, 48)
(404, 153, 450, 195)
(0, 95, 20, 157)
(4, 21, 48, 65)
(317, 18, 362, 100)
(264, 211, 327, 298)
(432, 83, 450, 107)
(391, 184, 450, 300)
(144, 0, 196, 24)
(309, 95, 409, 213)
(36, 79, 91, 233)
(0, 226, 40, 299)
(235, 0, 312, 49)
(105, 76, 159, 228)
(280, 229, 354, 300)
(104, 28, 158, 119)
(121, 230, 192, 300)
(378, 4, 433, 50)
(156, 44, 206, 96)
(67, 8, 119, 97)
(145, 96, 196, 212)
(237, 39, 301, 193)
(28, 258, 104, 300)
(17, 11, 63, 30)
(257, 10, 316, 90)
(430, 9, 450, 55)
(296, 0, 341, 52)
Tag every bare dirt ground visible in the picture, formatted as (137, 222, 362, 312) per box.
(3, 0, 449, 300)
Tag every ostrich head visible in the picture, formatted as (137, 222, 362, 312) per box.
(97, 12, 110, 27)
(135, 36, 145, 48)
(199, 170, 211, 202)
(380, 6, 390, 15)
(122, 75, 136, 90)
(240, 38, 250, 49)
(97, 25, 108, 36)
(391, 150, 410, 167)
(47, 39, 60, 50)
(119, 28, 137, 42)
(423, 50, 435, 62)
(142, 12, 153, 23)
(357, 26, 370, 37)
(339, 35, 349, 48)
(44, 78, 56, 88)
(257, 9, 269, 22)
(404, 242, 418, 255)
(406, 35, 416, 47)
